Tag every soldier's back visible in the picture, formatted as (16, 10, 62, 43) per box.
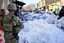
(3, 13, 18, 43)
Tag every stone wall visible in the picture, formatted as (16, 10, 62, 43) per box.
(0, 0, 3, 9)
(2, 0, 10, 14)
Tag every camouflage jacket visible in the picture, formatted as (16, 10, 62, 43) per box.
(3, 13, 24, 32)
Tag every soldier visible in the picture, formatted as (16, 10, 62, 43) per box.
(3, 3, 24, 43)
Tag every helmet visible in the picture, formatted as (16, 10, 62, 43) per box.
(7, 3, 17, 11)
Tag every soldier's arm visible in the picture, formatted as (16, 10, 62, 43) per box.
(13, 16, 24, 29)
(15, 18, 24, 29)
(18, 22, 24, 29)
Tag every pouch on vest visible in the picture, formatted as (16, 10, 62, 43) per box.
(3, 24, 13, 32)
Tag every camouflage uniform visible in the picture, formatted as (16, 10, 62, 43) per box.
(3, 3, 24, 43)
